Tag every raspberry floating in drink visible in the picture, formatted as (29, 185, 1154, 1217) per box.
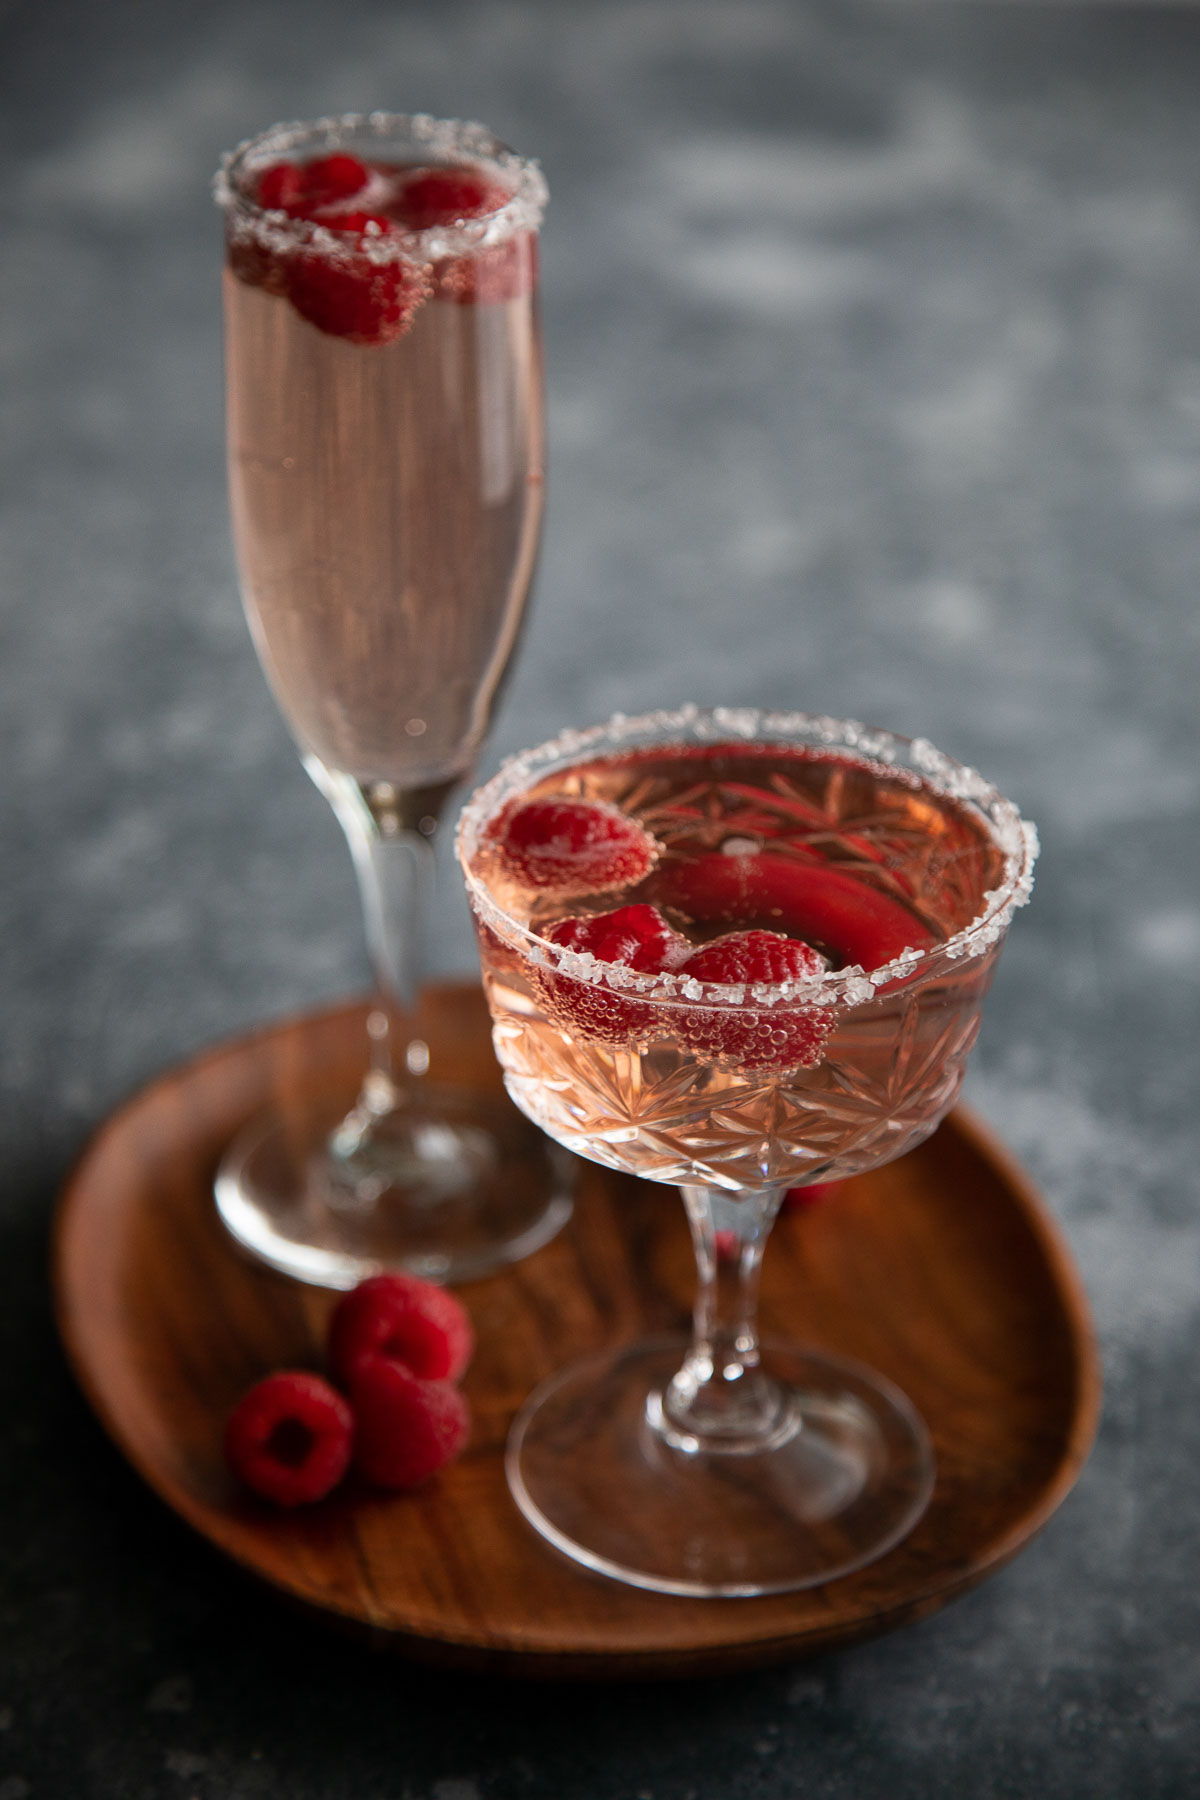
(286, 244, 425, 347)
(548, 903, 683, 972)
(393, 165, 512, 229)
(490, 796, 661, 896)
(257, 152, 374, 216)
(224, 1370, 354, 1507)
(541, 903, 686, 1042)
(675, 929, 834, 1070)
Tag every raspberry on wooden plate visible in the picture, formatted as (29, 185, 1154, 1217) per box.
(782, 1180, 841, 1212)
(350, 1360, 470, 1489)
(224, 1370, 353, 1507)
(328, 1273, 474, 1386)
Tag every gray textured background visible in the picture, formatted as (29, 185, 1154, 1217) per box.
(2, 1, 1198, 1795)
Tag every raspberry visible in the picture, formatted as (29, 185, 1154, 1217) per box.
(286, 245, 425, 346)
(256, 153, 370, 217)
(328, 1273, 474, 1387)
(782, 1179, 840, 1212)
(435, 232, 537, 305)
(310, 207, 393, 235)
(350, 1359, 470, 1489)
(491, 797, 660, 896)
(240, 154, 424, 346)
(257, 161, 307, 213)
(302, 152, 371, 209)
(392, 165, 511, 230)
(548, 903, 683, 972)
(650, 852, 933, 972)
(676, 930, 834, 1071)
(224, 1371, 353, 1507)
(538, 904, 685, 1044)
(681, 930, 826, 988)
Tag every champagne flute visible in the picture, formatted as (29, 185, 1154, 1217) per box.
(458, 706, 1037, 1594)
(212, 112, 571, 1288)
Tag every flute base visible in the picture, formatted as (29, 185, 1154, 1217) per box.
(215, 1083, 573, 1289)
(506, 1337, 935, 1597)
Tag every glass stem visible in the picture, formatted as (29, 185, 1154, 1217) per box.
(307, 760, 450, 1116)
(657, 1184, 792, 1453)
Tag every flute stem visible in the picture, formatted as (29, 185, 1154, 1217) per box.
(307, 759, 457, 1137)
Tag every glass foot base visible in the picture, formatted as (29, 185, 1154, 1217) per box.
(215, 1084, 574, 1288)
(507, 1337, 935, 1597)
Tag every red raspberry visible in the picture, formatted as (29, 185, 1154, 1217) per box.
(301, 152, 370, 209)
(435, 232, 537, 305)
(239, 154, 424, 346)
(650, 852, 933, 972)
(224, 1371, 353, 1507)
(714, 1228, 739, 1263)
(681, 930, 825, 988)
(491, 797, 660, 896)
(548, 903, 683, 972)
(782, 1179, 841, 1212)
(286, 245, 425, 346)
(309, 207, 394, 235)
(350, 1359, 470, 1489)
(675, 929, 834, 1071)
(392, 165, 511, 230)
(538, 904, 685, 1044)
(256, 153, 370, 217)
(328, 1273, 474, 1387)
(257, 160, 307, 213)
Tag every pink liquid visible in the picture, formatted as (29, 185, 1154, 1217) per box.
(223, 237, 544, 790)
(466, 744, 1011, 1191)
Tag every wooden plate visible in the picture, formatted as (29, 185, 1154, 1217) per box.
(52, 985, 1100, 1678)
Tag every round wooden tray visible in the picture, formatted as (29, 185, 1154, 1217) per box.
(53, 984, 1100, 1678)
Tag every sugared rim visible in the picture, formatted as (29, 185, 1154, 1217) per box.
(213, 110, 547, 268)
(456, 705, 1039, 1011)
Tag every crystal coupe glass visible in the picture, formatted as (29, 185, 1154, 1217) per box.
(458, 706, 1037, 1595)
(212, 113, 571, 1288)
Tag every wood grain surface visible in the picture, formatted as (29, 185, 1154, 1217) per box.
(52, 984, 1101, 1678)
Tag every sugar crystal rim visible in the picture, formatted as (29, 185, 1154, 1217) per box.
(456, 705, 1039, 1010)
(214, 111, 547, 269)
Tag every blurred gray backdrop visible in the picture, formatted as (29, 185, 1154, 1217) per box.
(2, 1, 1198, 1796)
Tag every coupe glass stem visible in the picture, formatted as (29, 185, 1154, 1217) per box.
(657, 1183, 794, 1452)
